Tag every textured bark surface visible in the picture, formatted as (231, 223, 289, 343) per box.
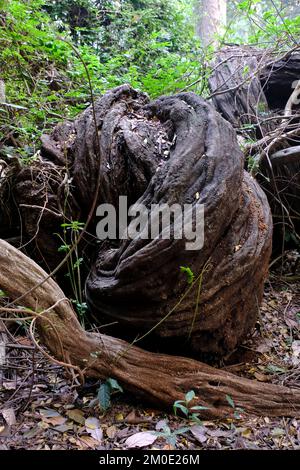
(195, 0, 227, 47)
(208, 48, 300, 131)
(259, 155, 300, 241)
(0, 85, 273, 356)
(260, 52, 300, 111)
(208, 47, 300, 242)
(1, 239, 300, 419)
(208, 46, 273, 133)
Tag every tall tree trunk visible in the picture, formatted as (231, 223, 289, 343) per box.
(196, 0, 227, 47)
(0, 79, 6, 103)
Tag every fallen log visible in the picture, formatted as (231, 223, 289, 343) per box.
(1, 238, 300, 418)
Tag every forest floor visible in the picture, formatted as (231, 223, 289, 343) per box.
(0, 262, 299, 450)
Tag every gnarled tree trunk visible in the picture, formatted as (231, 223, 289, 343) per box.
(2, 86, 272, 356)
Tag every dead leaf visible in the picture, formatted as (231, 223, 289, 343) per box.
(40, 408, 60, 418)
(1, 408, 16, 426)
(116, 427, 131, 439)
(47, 415, 66, 426)
(0, 425, 9, 436)
(271, 428, 285, 437)
(254, 372, 269, 382)
(85, 417, 103, 443)
(76, 435, 102, 449)
(163, 444, 174, 450)
(115, 413, 124, 422)
(54, 423, 74, 433)
(90, 427, 103, 443)
(2, 382, 16, 391)
(207, 429, 232, 438)
(23, 426, 40, 439)
(66, 409, 85, 425)
(40, 408, 66, 426)
(241, 428, 252, 439)
(292, 341, 300, 357)
(106, 425, 117, 439)
(125, 410, 152, 424)
(125, 410, 137, 423)
(190, 425, 207, 444)
(85, 417, 101, 430)
(125, 431, 158, 449)
(255, 340, 273, 353)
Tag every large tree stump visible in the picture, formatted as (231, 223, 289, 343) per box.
(2, 86, 273, 356)
(1, 239, 300, 418)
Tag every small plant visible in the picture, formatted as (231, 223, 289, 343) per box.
(61, 221, 85, 232)
(72, 300, 88, 320)
(226, 394, 244, 419)
(57, 220, 86, 324)
(96, 378, 123, 412)
(180, 266, 195, 284)
(242, 64, 250, 77)
(173, 390, 208, 425)
(154, 423, 189, 447)
(247, 155, 260, 174)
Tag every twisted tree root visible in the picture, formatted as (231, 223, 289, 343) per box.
(1, 239, 300, 419)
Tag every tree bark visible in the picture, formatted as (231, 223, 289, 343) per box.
(0, 79, 5, 103)
(196, 0, 227, 47)
(1, 238, 300, 419)
(208, 46, 300, 242)
(4, 86, 273, 357)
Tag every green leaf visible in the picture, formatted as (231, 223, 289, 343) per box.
(97, 382, 111, 412)
(173, 426, 190, 435)
(266, 364, 287, 374)
(180, 266, 195, 284)
(190, 413, 202, 425)
(185, 390, 196, 403)
(190, 405, 209, 411)
(73, 258, 83, 269)
(107, 378, 123, 393)
(173, 401, 189, 417)
(58, 244, 71, 253)
(226, 394, 235, 409)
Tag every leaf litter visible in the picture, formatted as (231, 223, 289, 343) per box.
(0, 279, 299, 450)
